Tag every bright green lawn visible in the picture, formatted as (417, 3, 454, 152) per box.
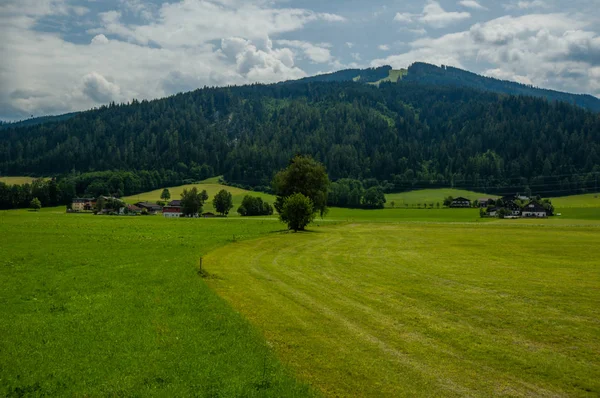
(0, 209, 313, 397)
(205, 223, 600, 397)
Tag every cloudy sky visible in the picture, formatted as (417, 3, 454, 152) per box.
(1, 0, 599, 121)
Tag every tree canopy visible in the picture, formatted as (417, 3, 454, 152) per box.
(212, 189, 233, 216)
(272, 155, 330, 217)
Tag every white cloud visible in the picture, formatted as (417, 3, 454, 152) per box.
(82, 72, 121, 103)
(504, 1, 548, 10)
(378, 44, 390, 51)
(459, 1, 487, 10)
(91, 0, 345, 49)
(394, 2, 471, 28)
(420, 1, 471, 28)
(373, 13, 600, 96)
(394, 13, 414, 23)
(91, 34, 109, 45)
(276, 40, 334, 63)
(346, 42, 354, 48)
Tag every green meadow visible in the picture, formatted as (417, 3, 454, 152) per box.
(205, 222, 600, 397)
(1, 185, 599, 397)
(0, 209, 312, 397)
(0, 176, 42, 185)
(123, 178, 275, 214)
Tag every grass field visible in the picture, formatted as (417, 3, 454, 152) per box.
(205, 223, 600, 397)
(0, 209, 312, 397)
(552, 193, 600, 208)
(370, 69, 408, 86)
(2, 191, 599, 396)
(385, 189, 491, 207)
(123, 179, 275, 214)
(0, 176, 41, 185)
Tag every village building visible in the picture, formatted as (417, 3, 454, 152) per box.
(450, 197, 471, 208)
(71, 198, 96, 212)
(478, 198, 496, 207)
(163, 200, 182, 218)
(521, 202, 548, 218)
(135, 202, 163, 214)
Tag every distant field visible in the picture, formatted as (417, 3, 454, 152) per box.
(0, 176, 42, 185)
(205, 223, 600, 397)
(552, 192, 600, 208)
(123, 179, 275, 214)
(370, 69, 408, 86)
(385, 189, 491, 207)
(0, 209, 312, 397)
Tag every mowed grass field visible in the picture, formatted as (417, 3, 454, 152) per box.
(205, 222, 600, 397)
(0, 209, 313, 397)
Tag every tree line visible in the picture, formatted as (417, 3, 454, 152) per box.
(0, 79, 599, 198)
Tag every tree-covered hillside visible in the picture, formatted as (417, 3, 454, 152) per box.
(1, 79, 599, 196)
(405, 63, 600, 112)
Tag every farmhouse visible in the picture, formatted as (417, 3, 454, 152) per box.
(478, 198, 496, 207)
(163, 200, 182, 218)
(450, 197, 471, 208)
(202, 212, 216, 218)
(136, 202, 163, 214)
(71, 198, 95, 212)
(504, 200, 522, 216)
(521, 202, 548, 218)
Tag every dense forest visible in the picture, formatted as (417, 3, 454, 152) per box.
(1, 66, 599, 202)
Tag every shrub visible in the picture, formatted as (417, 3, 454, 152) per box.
(279, 193, 315, 232)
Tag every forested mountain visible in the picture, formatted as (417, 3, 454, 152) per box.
(290, 65, 392, 84)
(1, 69, 599, 199)
(0, 112, 79, 130)
(404, 63, 600, 112)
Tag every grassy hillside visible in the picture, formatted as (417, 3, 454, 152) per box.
(205, 223, 600, 397)
(551, 193, 600, 208)
(0, 209, 313, 396)
(123, 178, 276, 213)
(385, 189, 492, 207)
(369, 69, 407, 86)
(0, 176, 42, 185)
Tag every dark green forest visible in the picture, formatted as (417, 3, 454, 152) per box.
(1, 68, 599, 205)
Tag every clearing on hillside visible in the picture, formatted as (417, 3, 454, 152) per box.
(205, 223, 600, 397)
(0, 176, 43, 185)
(123, 178, 275, 213)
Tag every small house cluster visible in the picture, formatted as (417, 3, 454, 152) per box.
(69, 197, 218, 218)
(482, 195, 552, 218)
(446, 194, 552, 218)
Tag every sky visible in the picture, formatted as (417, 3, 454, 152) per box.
(1, 0, 599, 121)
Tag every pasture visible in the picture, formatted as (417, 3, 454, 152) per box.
(0, 176, 41, 185)
(0, 209, 312, 397)
(123, 179, 275, 214)
(205, 222, 600, 397)
(1, 190, 599, 397)
(385, 189, 490, 208)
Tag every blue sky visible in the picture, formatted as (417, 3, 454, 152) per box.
(1, 0, 599, 121)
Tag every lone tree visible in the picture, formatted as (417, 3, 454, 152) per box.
(280, 193, 315, 232)
(180, 187, 205, 217)
(30, 197, 41, 211)
(160, 188, 171, 202)
(272, 155, 330, 218)
(213, 189, 233, 216)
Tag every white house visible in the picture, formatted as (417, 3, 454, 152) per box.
(521, 202, 547, 218)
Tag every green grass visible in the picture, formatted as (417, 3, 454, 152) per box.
(123, 179, 275, 214)
(0, 176, 43, 185)
(552, 193, 600, 208)
(205, 223, 600, 397)
(0, 209, 313, 397)
(385, 189, 492, 207)
(369, 69, 408, 86)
